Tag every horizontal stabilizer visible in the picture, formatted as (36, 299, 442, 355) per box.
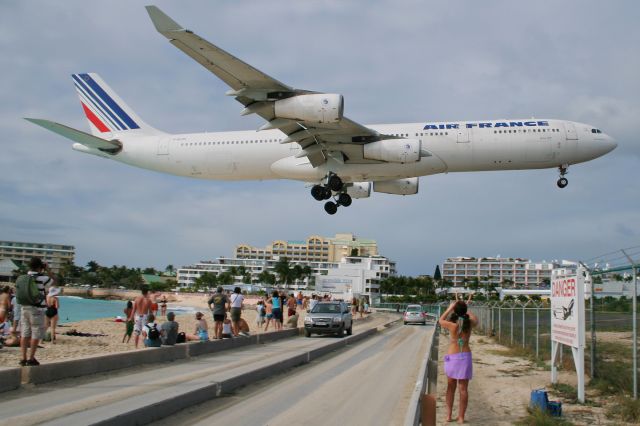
(25, 118, 122, 154)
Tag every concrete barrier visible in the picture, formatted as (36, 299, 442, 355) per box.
(403, 325, 439, 426)
(24, 345, 188, 385)
(0, 368, 21, 393)
(187, 335, 257, 357)
(19, 330, 306, 387)
(256, 328, 298, 343)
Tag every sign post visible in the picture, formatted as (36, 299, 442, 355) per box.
(550, 266, 586, 403)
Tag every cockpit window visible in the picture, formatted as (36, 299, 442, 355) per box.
(591, 128, 603, 134)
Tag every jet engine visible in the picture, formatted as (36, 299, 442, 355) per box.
(274, 94, 344, 124)
(363, 139, 420, 163)
(346, 182, 372, 199)
(373, 177, 419, 195)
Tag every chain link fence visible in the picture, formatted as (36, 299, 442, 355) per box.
(418, 298, 638, 398)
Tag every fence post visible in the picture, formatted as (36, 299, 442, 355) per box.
(536, 308, 540, 359)
(522, 307, 526, 348)
(510, 308, 514, 346)
(498, 307, 502, 342)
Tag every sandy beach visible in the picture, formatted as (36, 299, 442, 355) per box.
(0, 293, 296, 367)
(435, 333, 622, 425)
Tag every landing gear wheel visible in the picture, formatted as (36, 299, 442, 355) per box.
(324, 201, 338, 215)
(323, 187, 332, 200)
(337, 193, 352, 207)
(311, 185, 325, 201)
(557, 177, 568, 188)
(328, 174, 344, 192)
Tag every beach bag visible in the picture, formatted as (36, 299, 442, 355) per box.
(176, 332, 186, 344)
(148, 323, 160, 340)
(16, 275, 43, 306)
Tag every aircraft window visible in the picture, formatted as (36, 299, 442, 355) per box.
(440, 132, 444, 136)
(445, 132, 448, 135)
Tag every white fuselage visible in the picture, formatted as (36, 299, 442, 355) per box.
(79, 118, 616, 184)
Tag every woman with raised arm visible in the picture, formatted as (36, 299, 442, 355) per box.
(438, 294, 478, 424)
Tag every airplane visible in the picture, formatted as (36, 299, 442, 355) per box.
(26, 6, 617, 215)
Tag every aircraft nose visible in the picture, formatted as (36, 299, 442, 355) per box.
(603, 134, 617, 154)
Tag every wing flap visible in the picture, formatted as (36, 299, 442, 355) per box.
(25, 118, 122, 153)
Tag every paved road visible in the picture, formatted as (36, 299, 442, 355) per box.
(154, 323, 434, 426)
(0, 314, 407, 425)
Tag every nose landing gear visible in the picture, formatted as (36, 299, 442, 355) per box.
(311, 173, 352, 215)
(556, 164, 569, 189)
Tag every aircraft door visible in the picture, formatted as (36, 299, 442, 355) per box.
(564, 122, 578, 140)
(157, 137, 169, 155)
(456, 128, 470, 143)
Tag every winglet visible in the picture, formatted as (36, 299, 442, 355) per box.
(145, 5, 185, 36)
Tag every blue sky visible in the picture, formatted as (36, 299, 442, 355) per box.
(1, 1, 639, 275)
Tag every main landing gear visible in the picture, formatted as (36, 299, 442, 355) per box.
(557, 164, 569, 189)
(310, 173, 353, 215)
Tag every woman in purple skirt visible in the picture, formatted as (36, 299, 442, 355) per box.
(439, 294, 478, 423)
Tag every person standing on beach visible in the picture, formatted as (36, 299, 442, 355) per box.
(17, 257, 53, 366)
(229, 287, 244, 337)
(122, 301, 134, 343)
(129, 286, 152, 348)
(264, 297, 274, 331)
(268, 291, 283, 330)
(438, 294, 477, 424)
(208, 286, 228, 340)
(0, 286, 10, 324)
(45, 287, 60, 343)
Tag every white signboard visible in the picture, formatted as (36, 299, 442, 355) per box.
(551, 272, 584, 347)
(550, 266, 586, 402)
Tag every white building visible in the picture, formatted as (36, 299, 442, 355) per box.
(176, 256, 338, 288)
(442, 256, 557, 287)
(315, 256, 396, 304)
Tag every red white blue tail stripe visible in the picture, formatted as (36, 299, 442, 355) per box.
(72, 73, 140, 133)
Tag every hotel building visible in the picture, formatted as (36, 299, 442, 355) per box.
(0, 240, 75, 275)
(442, 257, 557, 288)
(235, 233, 378, 263)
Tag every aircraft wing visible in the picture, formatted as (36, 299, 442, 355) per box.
(146, 6, 384, 167)
(25, 118, 122, 153)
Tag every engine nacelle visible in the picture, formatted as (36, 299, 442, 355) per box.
(363, 139, 421, 163)
(274, 94, 344, 124)
(346, 182, 372, 199)
(373, 178, 419, 195)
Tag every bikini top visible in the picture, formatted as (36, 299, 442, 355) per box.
(457, 319, 465, 352)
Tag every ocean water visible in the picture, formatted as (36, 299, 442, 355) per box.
(56, 296, 196, 324)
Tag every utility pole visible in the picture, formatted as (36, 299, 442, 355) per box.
(622, 250, 638, 400)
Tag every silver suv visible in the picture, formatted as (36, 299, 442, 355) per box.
(304, 301, 353, 337)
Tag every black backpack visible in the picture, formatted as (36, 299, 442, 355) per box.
(148, 323, 160, 340)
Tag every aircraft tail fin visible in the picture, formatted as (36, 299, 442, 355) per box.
(71, 73, 162, 136)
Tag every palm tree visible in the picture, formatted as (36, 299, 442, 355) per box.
(274, 257, 292, 288)
(301, 265, 314, 287)
(258, 270, 276, 286)
(86, 260, 100, 273)
(165, 264, 175, 275)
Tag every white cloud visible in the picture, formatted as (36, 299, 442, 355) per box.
(1, 0, 639, 276)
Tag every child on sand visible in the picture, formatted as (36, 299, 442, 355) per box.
(122, 301, 134, 343)
(222, 317, 232, 339)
